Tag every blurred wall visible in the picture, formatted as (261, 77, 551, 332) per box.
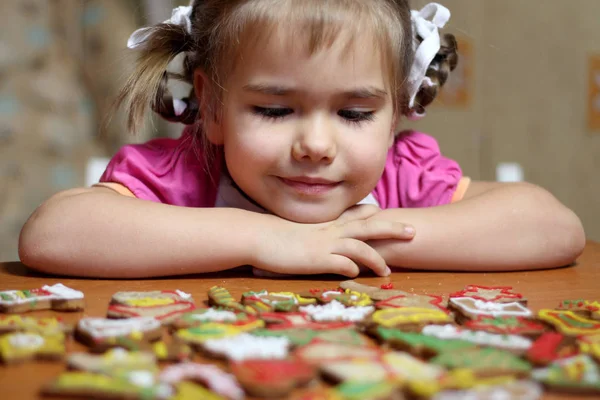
(411, 0, 600, 241)
(0, 1, 598, 262)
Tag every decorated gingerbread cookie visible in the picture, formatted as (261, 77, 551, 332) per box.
(0, 332, 65, 364)
(202, 333, 290, 361)
(252, 327, 368, 347)
(241, 290, 316, 313)
(321, 351, 445, 384)
(260, 312, 353, 330)
(532, 354, 600, 394)
(42, 371, 173, 400)
(208, 286, 256, 314)
(449, 297, 532, 321)
(159, 362, 244, 400)
(365, 307, 452, 330)
(0, 283, 84, 313)
(107, 290, 196, 325)
(375, 294, 449, 313)
(449, 285, 527, 305)
(339, 280, 408, 301)
(172, 308, 258, 330)
(175, 323, 254, 347)
(526, 332, 577, 366)
(463, 315, 547, 337)
(231, 359, 315, 398)
(0, 315, 72, 336)
(374, 327, 474, 358)
(67, 348, 158, 376)
(537, 309, 600, 336)
(75, 317, 163, 352)
(299, 300, 374, 322)
(295, 341, 383, 365)
(422, 324, 533, 353)
(430, 347, 532, 378)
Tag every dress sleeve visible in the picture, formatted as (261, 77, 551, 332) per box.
(98, 127, 221, 207)
(372, 130, 464, 209)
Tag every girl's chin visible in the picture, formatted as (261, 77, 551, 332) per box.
(272, 205, 347, 224)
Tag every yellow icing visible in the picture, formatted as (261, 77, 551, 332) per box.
(173, 382, 226, 400)
(130, 331, 143, 341)
(153, 342, 168, 358)
(0, 332, 64, 361)
(579, 334, 600, 359)
(124, 297, 175, 307)
(175, 323, 243, 344)
(371, 307, 450, 327)
(0, 316, 64, 334)
(344, 289, 373, 306)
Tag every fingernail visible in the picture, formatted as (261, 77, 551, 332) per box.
(385, 266, 392, 276)
(404, 226, 415, 235)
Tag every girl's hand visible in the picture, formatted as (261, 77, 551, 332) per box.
(252, 205, 415, 277)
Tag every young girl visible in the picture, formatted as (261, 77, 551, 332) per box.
(19, 0, 585, 278)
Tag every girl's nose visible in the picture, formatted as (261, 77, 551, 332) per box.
(291, 115, 337, 163)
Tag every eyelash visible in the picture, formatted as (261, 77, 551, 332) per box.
(251, 107, 375, 125)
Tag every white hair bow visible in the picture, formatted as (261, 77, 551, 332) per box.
(127, 3, 194, 49)
(407, 3, 451, 120)
(126, 2, 195, 119)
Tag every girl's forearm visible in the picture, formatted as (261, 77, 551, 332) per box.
(370, 183, 586, 271)
(19, 189, 266, 278)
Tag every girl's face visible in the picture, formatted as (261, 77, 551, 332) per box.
(209, 29, 396, 223)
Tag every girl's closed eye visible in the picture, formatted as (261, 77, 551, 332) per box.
(252, 106, 375, 125)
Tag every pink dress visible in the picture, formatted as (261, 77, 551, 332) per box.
(99, 127, 467, 208)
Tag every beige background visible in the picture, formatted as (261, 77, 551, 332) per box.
(410, 0, 600, 241)
(0, 0, 598, 261)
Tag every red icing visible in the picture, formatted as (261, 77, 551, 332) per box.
(232, 359, 314, 384)
(449, 285, 523, 302)
(526, 332, 576, 365)
(380, 283, 394, 290)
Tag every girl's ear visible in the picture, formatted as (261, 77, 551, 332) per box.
(194, 69, 224, 145)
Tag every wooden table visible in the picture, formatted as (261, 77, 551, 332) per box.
(1, 241, 599, 399)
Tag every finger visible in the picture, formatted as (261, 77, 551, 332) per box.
(327, 254, 361, 277)
(341, 219, 415, 241)
(332, 238, 390, 277)
(336, 204, 381, 223)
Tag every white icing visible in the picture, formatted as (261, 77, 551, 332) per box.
(41, 283, 84, 300)
(190, 309, 237, 322)
(78, 317, 160, 339)
(432, 380, 543, 400)
(450, 297, 532, 317)
(160, 362, 244, 400)
(299, 300, 374, 322)
(9, 333, 45, 349)
(422, 324, 532, 350)
(174, 290, 192, 299)
(384, 352, 445, 380)
(127, 370, 156, 387)
(0, 283, 83, 305)
(202, 333, 290, 361)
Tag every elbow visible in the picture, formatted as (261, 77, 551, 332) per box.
(522, 184, 586, 267)
(18, 208, 57, 274)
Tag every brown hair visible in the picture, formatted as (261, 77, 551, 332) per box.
(116, 0, 458, 135)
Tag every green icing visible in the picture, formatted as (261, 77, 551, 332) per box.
(557, 313, 598, 329)
(0, 293, 12, 301)
(431, 347, 531, 372)
(377, 327, 473, 352)
(335, 381, 397, 399)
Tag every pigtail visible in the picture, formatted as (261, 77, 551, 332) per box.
(115, 23, 196, 134)
(413, 33, 458, 113)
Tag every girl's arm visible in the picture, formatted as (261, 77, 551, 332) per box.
(19, 187, 413, 278)
(369, 181, 586, 271)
